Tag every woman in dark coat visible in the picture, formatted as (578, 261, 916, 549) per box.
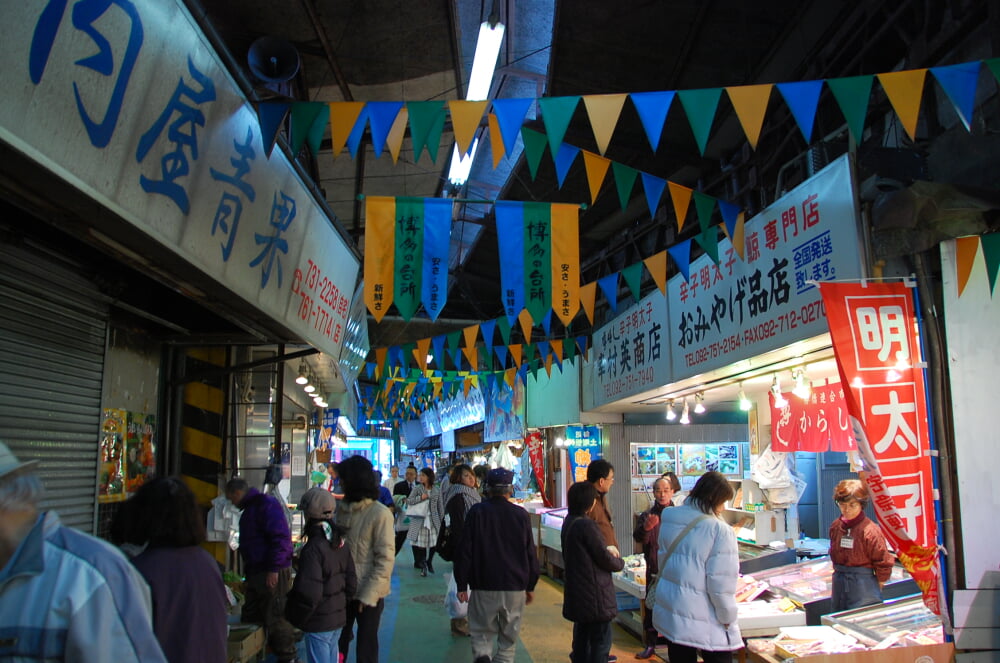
(561, 481, 625, 663)
(287, 487, 357, 663)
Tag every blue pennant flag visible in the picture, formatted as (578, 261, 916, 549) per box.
(575, 335, 589, 360)
(495, 201, 526, 325)
(554, 144, 581, 188)
(718, 200, 742, 240)
(668, 239, 693, 281)
(630, 91, 675, 152)
(494, 344, 509, 368)
(431, 335, 446, 368)
(421, 199, 453, 321)
(346, 105, 370, 158)
(930, 62, 981, 131)
(366, 101, 404, 158)
(541, 310, 554, 337)
(492, 98, 534, 155)
(776, 80, 824, 143)
(641, 172, 666, 218)
(597, 273, 619, 313)
(480, 319, 497, 348)
(257, 102, 291, 158)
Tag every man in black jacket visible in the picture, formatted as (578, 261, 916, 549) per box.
(454, 468, 539, 663)
(391, 466, 417, 555)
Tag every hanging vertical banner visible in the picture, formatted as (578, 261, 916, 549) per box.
(667, 154, 863, 381)
(568, 444, 602, 483)
(496, 201, 526, 324)
(524, 202, 552, 322)
(818, 280, 942, 616)
(525, 431, 551, 507)
(421, 198, 452, 320)
(551, 203, 580, 325)
(364, 196, 396, 321)
(769, 384, 856, 452)
(393, 197, 424, 320)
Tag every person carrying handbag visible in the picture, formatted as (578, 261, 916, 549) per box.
(405, 467, 443, 576)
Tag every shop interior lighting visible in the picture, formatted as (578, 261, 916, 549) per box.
(738, 383, 753, 411)
(771, 374, 788, 408)
(554, 436, 565, 447)
(303, 373, 316, 393)
(693, 392, 706, 414)
(792, 368, 811, 400)
(447, 18, 505, 186)
(665, 400, 677, 421)
(679, 398, 690, 425)
(295, 360, 309, 385)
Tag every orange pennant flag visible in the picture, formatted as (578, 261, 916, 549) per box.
(433, 381, 443, 400)
(582, 93, 628, 155)
(877, 69, 928, 141)
(463, 324, 480, 350)
(720, 212, 747, 260)
(551, 203, 581, 325)
(415, 337, 431, 371)
(582, 151, 611, 204)
(404, 382, 416, 400)
(580, 281, 597, 324)
(463, 379, 473, 399)
(329, 102, 366, 158)
(550, 339, 563, 363)
(504, 367, 516, 388)
(518, 309, 533, 345)
(644, 251, 668, 294)
(448, 100, 489, 156)
(375, 346, 387, 379)
(544, 353, 553, 378)
(462, 345, 479, 371)
(726, 84, 773, 150)
(363, 196, 396, 321)
(509, 343, 523, 368)
(668, 182, 693, 232)
(488, 113, 506, 168)
(385, 106, 409, 164)
(955, 236, 980, 297)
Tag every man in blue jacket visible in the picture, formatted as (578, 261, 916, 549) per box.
(226, 477, 297, 663)
(454, 468, 539, 663)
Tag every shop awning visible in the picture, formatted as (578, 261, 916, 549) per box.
(414, 434, 441, 451)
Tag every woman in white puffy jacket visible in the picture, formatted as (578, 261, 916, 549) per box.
(651, 471, 741, 663)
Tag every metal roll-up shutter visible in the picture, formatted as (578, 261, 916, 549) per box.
(0, 241, 109, 533)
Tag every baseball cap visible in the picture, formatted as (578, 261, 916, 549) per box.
(486, 467, 514, 487)
(0, 442, 39, 480)
(298, 487, 336, 520)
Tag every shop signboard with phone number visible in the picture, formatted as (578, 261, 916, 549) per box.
(667, 154, 863, 380)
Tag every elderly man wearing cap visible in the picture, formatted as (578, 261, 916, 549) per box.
(0, 442, 167, 661)
(454, 467, 539, 663)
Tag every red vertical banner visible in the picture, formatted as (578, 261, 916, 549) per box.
(818, 281, 943, 615)
(525, 431, 551, 507)
(769, 383, 856, 452)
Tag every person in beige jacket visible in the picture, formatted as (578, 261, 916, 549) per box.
(334, 455, 395, 663)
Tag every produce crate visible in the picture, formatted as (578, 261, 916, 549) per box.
(227, 624, 264, 663)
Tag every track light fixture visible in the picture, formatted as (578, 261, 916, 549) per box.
(665, 400, 677, 421)
(295, 360, 308, 385)
(738, 383, 753, 411)
(303, 373, 316, 393)
(792, 368, 811, 400)
(679, 398, 691, 424)
(771, 374, 788, 408)
(693, 392, 706, 414)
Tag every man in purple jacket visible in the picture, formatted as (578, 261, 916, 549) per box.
(226, 477, 297, 663)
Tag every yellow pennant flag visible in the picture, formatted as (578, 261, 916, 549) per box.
(582, 93, 628, 155)
(329, 102, 366, 158)
(509, 343, 523, 368)
(551, 203, 580, 326)
(386, 106, 409, 164)
(725, 84, 773, 150)
(404, 382, 417, 400)
(518, 309, 533, 345)
(463, 379, 473, 399)
(504, 367, 516, 388)
(363, 196, 396, 321)
(488, 113, 506, 168)
(644, 251, 668, 295)
(720, 212, 747, 261)
(580, 281, 597, 324)
(463, 324, 480, 350)
(448, 101, 489, 157)
(668, 182, 693, 232)
(582, 152, 611, 204)
(955, 235, 980, 297)
(462, 345, 479, 371)
(433, 381, 443, 400)
(375, 346, 387, 379)
(877, 69, 928, 141)
(415, 337, 431, 371)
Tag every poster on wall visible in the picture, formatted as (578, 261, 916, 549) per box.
(567, 445, 601, 482)
(483, 378, 526, 443)
(631, 442, 744, 496)
(125, 412, 156, 493)
(99, 408, 127, 503)
(630, 444, 678, 493)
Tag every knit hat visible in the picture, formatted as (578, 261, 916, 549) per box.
(485, 467, 514, 487)
(0, 442, 39, 480)
(298, 487, 336, 520)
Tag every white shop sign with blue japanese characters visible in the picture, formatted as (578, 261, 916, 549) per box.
(584, 290, 671, 410)
(667, 154, 863, 380)
(0, 1, 358, 361)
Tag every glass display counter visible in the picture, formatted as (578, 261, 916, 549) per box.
(821, 594, 944, 647)
(738, 541, 797, 574)
(538, 507, 568, 576)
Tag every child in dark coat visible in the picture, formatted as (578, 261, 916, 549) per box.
(287, 488, 358, 663)
(561, 481, 625, 663)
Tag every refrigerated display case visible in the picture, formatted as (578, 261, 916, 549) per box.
(738, 541, 797, 574)
(538, 507, 568, 575)
(745, 557, 918, 624)
(821, 594, 945, 647)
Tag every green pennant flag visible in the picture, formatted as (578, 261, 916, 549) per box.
(446, 329, 462, 352)
(497, 315, 512, 345)
(521, 127, 549, 181)
(290, 102, 329, 156)
(407, 101, 447, 163)
(622, 262, 644, 302)
(523, 202, 552, 322)
(563, 336, 576, 363)
(677, 88, 723, 155)
(612, 162, 639, 210)
(986, 58, 1000, 87)
(693, 191, 717, 233)
(981, 232, 1000, 295)
(695, 226, 721, 266)
(524, 343, 537, 366)
(393, 198, 424, 320)
(401, 343, 416, 370)
(827, 75, 874, 144)
(538, 96, 581, 153)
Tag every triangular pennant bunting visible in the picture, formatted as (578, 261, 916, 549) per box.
(597, 273, 619, 312)
(521, 128, 549, 181)
(582, 151, 611, 204)
(257, 101, 291, 158)
(827, 75, 873, 143)
(668, 238, 692, 281)
(329, 101, 365, 158)
(448, 100, 489, 156)
(726, 83, 772, 150)
(930, 62, 980, 131)
(668, 182, 693, 232)
(407, 101, 447, 162)
(622, 262, 644, 302)
(644, 251, 667, 295)
(641, 172, 666, 218)
(538, 96, 581, 153)
(677, 88, 723, 155)
(630, 90, 676, 152)
(582, 93, 628, 155)
(554, 144, 580, 188)
(776, 80, 824, 143)
(493, 98, 534, 155)
(612, 162, 639, 210)
(877, 69, 928, 141)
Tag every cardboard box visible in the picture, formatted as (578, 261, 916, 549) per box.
(227, 624, 264, 663)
